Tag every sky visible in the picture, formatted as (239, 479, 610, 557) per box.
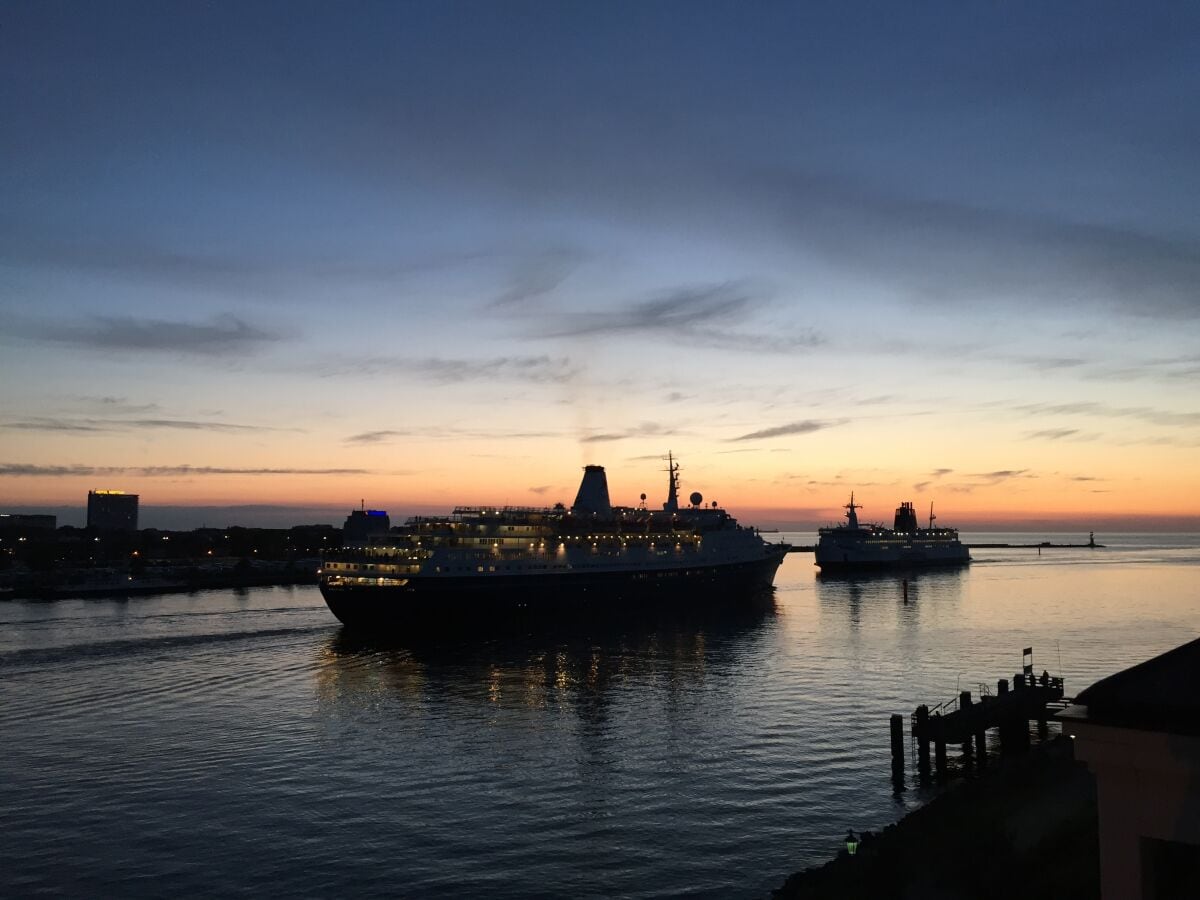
(2, 1, 1199, 530)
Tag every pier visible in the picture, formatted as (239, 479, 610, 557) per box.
(891, 649, 1069, 784)
(787, 536, 1102, 554)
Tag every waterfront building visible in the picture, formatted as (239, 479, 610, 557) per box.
(0, 513, 57, 530)
(1060, 637, 1200, 898)
(87, 490, 139, 532)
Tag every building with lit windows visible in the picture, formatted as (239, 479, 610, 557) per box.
(87, 490, 139, 532)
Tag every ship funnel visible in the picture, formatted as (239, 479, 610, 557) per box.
(572, 465, 613, 517)
(894, 501, 919, 531)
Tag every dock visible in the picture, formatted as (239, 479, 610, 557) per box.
(967, 542, 1103, 549)
(891, 649, 1069, 785)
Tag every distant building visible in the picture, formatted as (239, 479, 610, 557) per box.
(0, 513, 57, 530)
(87, 490, 139, 532)
(342, 508, 389, 547)
(1059, 637, 1200, 899)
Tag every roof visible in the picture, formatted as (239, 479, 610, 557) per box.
(1073, 635, 1200, 735)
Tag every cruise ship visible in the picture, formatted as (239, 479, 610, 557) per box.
(814, 494, 970, 571)
(319, 456, 790, 629)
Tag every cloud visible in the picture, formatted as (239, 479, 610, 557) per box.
(579, 422, 679, 444)
(1025, 428, 1080, 440)
(0, 464, 371, 477)
(346, 426, 558, 444)
(1015, 401, 1200, 428)
(528, 485, 552, 495)
(1021, 357, 1088, 371)
(3, 419, 109, 433)
(912, 481, 931, 492)
(1084, 356, 1200, 384)
(73, 396, 162, 414)
(535, 283, 752, 338)
(729, 419, 845, 442)
(345, 430, 402, 445)
(319, 354, 579, 384)
(525, 282, 823, 353)
(929, 468, 953, 477)
(967, 469, 1033, 486)
(10, 314, 281, 356)
(2, 417, 296, 434)
(491, 247, 585, 307)
(758, 168, 1200, 319)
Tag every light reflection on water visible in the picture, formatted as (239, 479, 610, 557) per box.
(1, 535, 1197, 898)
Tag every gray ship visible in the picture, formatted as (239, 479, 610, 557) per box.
(814, 494, 970, 571)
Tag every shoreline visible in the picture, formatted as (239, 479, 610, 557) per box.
(773, 737, 1098, 899)
(1, 571, 316, 601)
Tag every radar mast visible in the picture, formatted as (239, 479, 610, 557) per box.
(844, 492, 862, 529)
(663, 451, 680, 512)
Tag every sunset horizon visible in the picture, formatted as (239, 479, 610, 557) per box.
(4, 4, 1197, 532)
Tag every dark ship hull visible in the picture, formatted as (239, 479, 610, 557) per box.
(813, 550, 970, 573)
(321, 552, 786, 630)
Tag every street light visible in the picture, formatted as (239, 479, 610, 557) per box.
(845, 830, 859, 856)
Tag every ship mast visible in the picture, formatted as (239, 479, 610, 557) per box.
(663, 451, 680, 512)
(929, 501, 936, 530)
(845, 492, 861, 529)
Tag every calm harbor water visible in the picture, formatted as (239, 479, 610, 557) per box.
(3, 533, 1198, 898)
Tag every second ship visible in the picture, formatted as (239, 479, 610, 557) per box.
(319, 456, 790, 628)
(814, 493, 970, 571)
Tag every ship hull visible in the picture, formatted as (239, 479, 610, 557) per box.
(320, 552, 786, 630)
(814, 543, 969, 571)
(814, 555, 970, 573)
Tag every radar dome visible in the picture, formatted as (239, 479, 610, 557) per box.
(689, 491, 703, 507)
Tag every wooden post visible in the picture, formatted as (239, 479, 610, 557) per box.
(996, 678, 1011, 751)
(890, 714, 905, 772)
(915, 705, 931, 779)
(959, 691, 973, 760)
(934, 715, 948, 778)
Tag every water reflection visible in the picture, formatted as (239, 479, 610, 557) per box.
(814, 568, 967, 624)
(314, 592, 778, 720)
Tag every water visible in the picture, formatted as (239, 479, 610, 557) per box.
(2, 534, 1198, 898)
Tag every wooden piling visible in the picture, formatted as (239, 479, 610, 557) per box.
(959, 691, 974, 759)
(934, 718, 948, 777)
(890, 714, 905, 772)
(915, 705, 931, 778)
(996, 679, 1011, 750)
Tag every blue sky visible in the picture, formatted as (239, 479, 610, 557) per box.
(2, 2, 1198, 528)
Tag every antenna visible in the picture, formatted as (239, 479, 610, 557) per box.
(844, 492, 862, 528)
(663, 451, 680, 512)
